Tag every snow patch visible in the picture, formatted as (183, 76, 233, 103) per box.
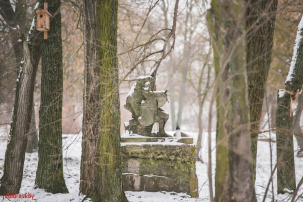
(127, 82, 136, 97)
(143, 174, 167, 178)
(27, 2, 40, 42)
(34, 2, 40, 10)
(121, 142, 185, 146)
(285, 16, 303, 82)
(278, 90, 285, 98)
(152, 90, 166, 93)
(1, 126, 302, 201)
(16, 65, 23, 82)
(137, 75, 152, 80)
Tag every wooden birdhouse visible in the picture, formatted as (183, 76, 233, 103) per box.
(36, 3, 52, 39)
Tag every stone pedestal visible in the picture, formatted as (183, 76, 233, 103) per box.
(121, 137, 198, 197)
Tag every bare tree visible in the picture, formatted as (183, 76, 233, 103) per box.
(0, 38, 41, 194)
(0, 0, 42, 194)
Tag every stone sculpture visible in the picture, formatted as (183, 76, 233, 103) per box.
(124, 76, 169, 137)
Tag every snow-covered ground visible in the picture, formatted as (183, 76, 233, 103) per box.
(0, 126, 303, 201)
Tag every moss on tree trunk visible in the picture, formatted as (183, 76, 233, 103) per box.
(80, 0, 127, 200)
(92, 0, 127, 201)
(35, 0, 68, 193)
(208, 0, 257, 201)
(207, 8, 229, 200)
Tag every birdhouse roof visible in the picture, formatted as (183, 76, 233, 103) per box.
(36, 9, 52, 17)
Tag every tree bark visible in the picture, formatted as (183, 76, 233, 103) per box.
(35, 0, 68, 193)
(0, 1, 43, 192)
(80, 0, 127, 200)
(0, 39, 39, 194)
(80, 0, 99, 196)
(0, 0, 31, 117)
(93, 0, 127, 201)
(0, 0, 39, 150)
(293, 92, 303, 144)
(285, 17, 303, 93)
(26, 104, 38, 153)
(276, 90, 296, 193)
(246, 0, 278, 182)
(275, 16, 303, 194)
(208, 0, 257, 201)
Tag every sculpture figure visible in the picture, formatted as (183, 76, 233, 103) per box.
(124, 76, 169, 137)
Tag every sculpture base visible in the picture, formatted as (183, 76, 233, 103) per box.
(121, 138, 198, 197)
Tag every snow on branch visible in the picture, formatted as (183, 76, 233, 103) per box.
(285, 16, 303, 83)
(27, 2, 40, 42)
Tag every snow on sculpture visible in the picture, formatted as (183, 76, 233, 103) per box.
(124, 75, 169, 137)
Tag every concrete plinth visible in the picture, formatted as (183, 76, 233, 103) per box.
(121, 137, 198, 197)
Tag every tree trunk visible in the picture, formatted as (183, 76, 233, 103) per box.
(211, 31, 229, 202)
(0, 39, 39, 194)
(80, 0, 99, 196)
(275, 16, 303, 194)
(285, 17, 303, 93)
(246, 0, 278, 182)
(293, 92, 303, 149)
(161, 0, 177, 130)
(0, 1, 43, 192)
(293, 92, 303, 134)
(196, 64, 211, 162)
(93, 0, 127, 201)
(168, 57, 176, 130)
(196, 99, 203, 161)
(0, 0, 30, 121)
(176, 2, 192, 126)
(208, 0, 257, 201)
(276, 90, 296, 193)
(26, 104, 38, 153)
(35, 0, 68, 193)
(79, 0, 128, 200)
